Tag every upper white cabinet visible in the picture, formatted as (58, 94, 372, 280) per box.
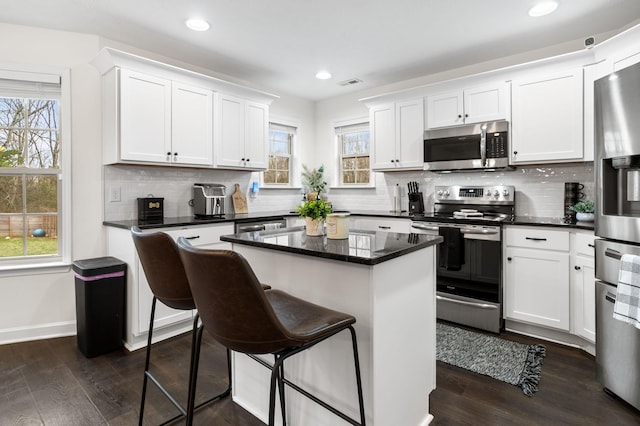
(511, 68, 584, 164)
(370, 98, 424, 171)
(214, 93, 269, 170)
(103, 68, 213, 166)
(426, 82, 509, 129)
(92, 47, 277, 169)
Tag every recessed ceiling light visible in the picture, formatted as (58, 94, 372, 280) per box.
(185, 18, 210, 31)
(315, 71, 332, 80)
(528, 1, 558, 17)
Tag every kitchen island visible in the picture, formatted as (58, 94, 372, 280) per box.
(220, 227, 442, 426)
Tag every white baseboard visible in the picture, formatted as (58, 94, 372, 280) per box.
(0, 321, 76, 345)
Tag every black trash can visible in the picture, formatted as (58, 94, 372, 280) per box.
(72, 256, 126, 358)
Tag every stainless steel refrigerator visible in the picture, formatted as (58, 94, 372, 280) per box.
(594, 60, 640, 411)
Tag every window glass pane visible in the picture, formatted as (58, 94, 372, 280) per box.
(276, 156, 289, 170)
(25, 213, 57, 256)
(0, 175, 23, 213)
(28, 130, 59, 168)
(276, 171, 289, 184)
(342, 157, 356, 170)
(0, 128, 25, 167)
(356, 171, 370, 184)
(28, 99, 58, 130)
(343, 171, 355, 184)
(264, 170, 276, 184)
(26, 175, 57, 212)
(0, 97, 25, 127)
(356, 157, 370, 169)
(0, 217, 25, 257)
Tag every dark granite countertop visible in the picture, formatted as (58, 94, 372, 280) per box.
(103, 210, 413, 230)
(103, 210, 594, 232)
(510, 216, 595, 231)
(219, 226, 442, 266)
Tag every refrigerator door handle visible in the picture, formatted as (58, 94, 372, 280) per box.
(605, 248, 623, 260)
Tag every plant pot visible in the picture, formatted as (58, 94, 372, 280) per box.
(576, 212, 594, 222)
(305, 217, 324, 236)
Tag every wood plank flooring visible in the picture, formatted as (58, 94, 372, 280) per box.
(1, 327, 639, 425)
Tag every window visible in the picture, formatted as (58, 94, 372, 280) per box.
(0, 69, 68, 267)
(264, 122, 296, 185)
(336, 122, 370, 185)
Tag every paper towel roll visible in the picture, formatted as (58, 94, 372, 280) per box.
(393, 184, 402, 212)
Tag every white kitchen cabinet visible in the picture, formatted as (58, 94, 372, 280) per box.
(170, 82, 213, 165)
(571, 231, 596, 343)
(106, 223, 233, 350)
(511, 68, 584, 164)
(103, 69, 214, 166)
(426, 82, 509, 129)
(350, 216, 411, 233)
(214, 93, 269, 170)
(504, 226, 570, 331)
(370, 98, 424, 171)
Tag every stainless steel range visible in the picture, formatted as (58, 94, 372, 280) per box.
(411, 185, 515, 333)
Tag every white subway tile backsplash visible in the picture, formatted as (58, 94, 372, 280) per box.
(104, 162, 594, 220)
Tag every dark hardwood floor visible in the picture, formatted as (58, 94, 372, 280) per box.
(1, 327, 639, 425)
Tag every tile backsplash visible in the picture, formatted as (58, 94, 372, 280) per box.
(104, 162, 594, 220)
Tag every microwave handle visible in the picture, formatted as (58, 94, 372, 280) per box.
(480, 124, 487, 167)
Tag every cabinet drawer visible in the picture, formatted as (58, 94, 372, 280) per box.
(506, 227, 569, 251)
(574, 232, 596, 258)
(163, 224, 234, 246)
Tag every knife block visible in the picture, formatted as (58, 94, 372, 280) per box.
(409, 192, 424, 214)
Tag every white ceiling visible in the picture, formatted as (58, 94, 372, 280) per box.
(2, 0, 640, 101)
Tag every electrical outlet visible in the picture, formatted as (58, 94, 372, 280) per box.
(109, 186, 121, 203)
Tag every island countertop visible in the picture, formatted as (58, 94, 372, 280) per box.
(220, 226, 442, 266)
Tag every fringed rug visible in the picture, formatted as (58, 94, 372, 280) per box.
(436, 322, 546, 396)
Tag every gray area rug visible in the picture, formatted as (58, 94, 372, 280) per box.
(436, 323, 546, 396)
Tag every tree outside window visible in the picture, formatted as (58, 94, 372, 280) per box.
(0, 95, 60, 258)
(337, 122, 370, 185)
(264, 122, 295, 185)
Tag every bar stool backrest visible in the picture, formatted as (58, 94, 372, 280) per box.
(176, 238, 294, 354)
(131, 226, 195, 311)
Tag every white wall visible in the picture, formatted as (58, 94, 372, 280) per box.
(0, 24, 102, 343)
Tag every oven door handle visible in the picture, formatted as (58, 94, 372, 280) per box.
(411, 223, 439, 232)
(436, 294, 498, 310)
(237, 224, 266, 232)
(460, 228, 499, 235)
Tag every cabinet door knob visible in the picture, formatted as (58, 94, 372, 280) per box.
(513, 151, 518, 155)
(507, 257, 512, 261)
(465, 113, 469, 118)
(574, 265, 581, 270)
(246, 158, 250, 162)
(241, 158, 245, 161)
(173, 152, 178, 156)
(166, 152, 171, 156)
(457, 114, 462, 118)
(391, 159, 395, 163)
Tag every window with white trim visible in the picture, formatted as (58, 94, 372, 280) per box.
(336, 122, 370, 185)
(264, 122, 296, 185)
(0, 71, 66, 265)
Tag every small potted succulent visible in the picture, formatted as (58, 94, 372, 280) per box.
(296, 198, 333, 236)
(570, 200, 595, 222)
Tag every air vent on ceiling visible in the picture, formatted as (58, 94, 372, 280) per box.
(338, 78, 363, 86)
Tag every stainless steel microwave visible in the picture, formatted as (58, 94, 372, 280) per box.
(423, 120, 511, 172)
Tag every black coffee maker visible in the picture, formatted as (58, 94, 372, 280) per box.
(564, 182, 584, 223)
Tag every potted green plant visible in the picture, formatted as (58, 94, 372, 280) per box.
(301, 164, 327, 201)
(296, 198, 333, 236)
(570, 200, 595, 222)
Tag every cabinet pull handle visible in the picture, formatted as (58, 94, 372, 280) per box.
(588, 243, 595, 248)
(605, 292, 616, 304)
(574, 265, 581, 270)
(379, 226, 391, 230)
(525, 237, 547, 241)
(185, 235, 200, 240)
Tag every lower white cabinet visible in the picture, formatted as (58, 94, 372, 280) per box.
(504, 226, 570, 331)
(504, 226, 596, 343)
(106, 223, 233, 350)
(571, 231, 596, 343)
(350, 217, 412, 233)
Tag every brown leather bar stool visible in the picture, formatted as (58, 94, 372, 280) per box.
(131, 226, 231, 425)
(176, 237, 366, 426)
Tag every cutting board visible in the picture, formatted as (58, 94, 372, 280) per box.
(232, 183, 248, 213)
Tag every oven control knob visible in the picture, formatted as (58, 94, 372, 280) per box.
(502, 189, 509, 197)
(444, 190, 450, 197)
(493, 190, 500, 197)
(437, 190, 443, 197)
